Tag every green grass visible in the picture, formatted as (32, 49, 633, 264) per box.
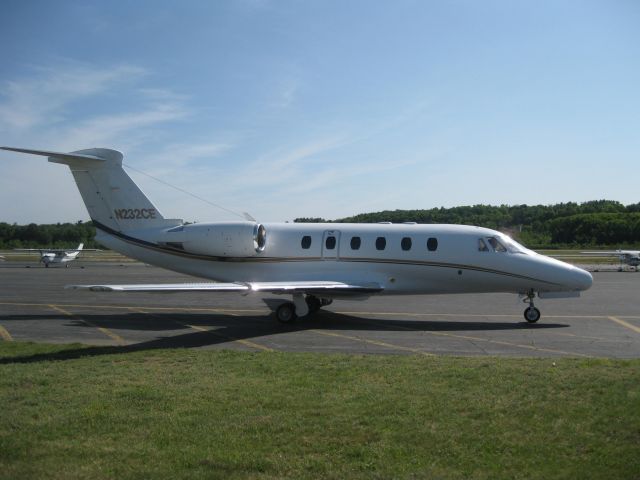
(1, 342, 639, 479)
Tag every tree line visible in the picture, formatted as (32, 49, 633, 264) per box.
(295, 200, 640, 248)
(2, 200, 639, 249)
(0, 221, 100, 249)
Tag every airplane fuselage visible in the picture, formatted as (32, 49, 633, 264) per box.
(95, 221, 592, 296)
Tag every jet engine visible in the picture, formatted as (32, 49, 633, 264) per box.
(158, 221, 267, 257)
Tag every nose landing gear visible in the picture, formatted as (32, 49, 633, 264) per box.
(523, 290, 541, 323)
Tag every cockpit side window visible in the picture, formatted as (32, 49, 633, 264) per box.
(478, 238, 489, 252)
(487, 237, 507, 253)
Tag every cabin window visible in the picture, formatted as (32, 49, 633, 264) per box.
(325, 236, 336, 250)
(350, 236, 361, 250)
(401, 237, 412, 251)
(301, 236, 312, 249)
(427, 237, 438, 251)
(376, 237, 386, 250)
(478, 238, 489, 252)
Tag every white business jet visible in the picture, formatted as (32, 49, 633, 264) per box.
(14, 243, 97, 267)
(1, 146, 592, 323)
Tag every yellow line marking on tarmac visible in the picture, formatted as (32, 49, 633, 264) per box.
(346, 317, 591, 358)
(131, 308, 274, 352)
(201, 328, 274, 352)
(49, 305, 126, 345)
(0, 325, 13, 341)
(430, 331, 592, 357)
(310, 329, 434, 356)
(548, 332, 621, 342)
(608, 316, 640, 335)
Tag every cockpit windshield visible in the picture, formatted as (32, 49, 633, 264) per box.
(478, 235, 528, 254)
(499, 235, 528, 254)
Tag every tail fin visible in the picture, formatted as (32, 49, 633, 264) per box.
(1, 147, 182, 232)
(77, 243, 84, 251)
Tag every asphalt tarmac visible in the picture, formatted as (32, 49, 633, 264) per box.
(1, 261, 639, 358)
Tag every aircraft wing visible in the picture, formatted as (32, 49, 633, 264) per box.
(66, 281, 384, 296)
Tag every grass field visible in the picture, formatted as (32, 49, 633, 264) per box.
(1, 342, 639, 479)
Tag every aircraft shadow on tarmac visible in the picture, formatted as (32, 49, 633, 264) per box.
(0, 307, 569, 364)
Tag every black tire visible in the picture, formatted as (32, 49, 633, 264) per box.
(276, 302, 297, 323)
(305, 295, 322, 313)
(524, 306, 541, 323)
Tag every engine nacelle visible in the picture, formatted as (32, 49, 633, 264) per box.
(158, 221, 266, 257)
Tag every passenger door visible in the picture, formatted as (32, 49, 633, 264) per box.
(321, 230, 341, 260)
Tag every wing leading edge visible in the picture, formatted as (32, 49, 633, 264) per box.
(66, 280, 384, 296)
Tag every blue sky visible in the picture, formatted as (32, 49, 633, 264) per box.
(1, 0, 638, 224)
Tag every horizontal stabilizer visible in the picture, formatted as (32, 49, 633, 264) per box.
(1, 146, 105, 163)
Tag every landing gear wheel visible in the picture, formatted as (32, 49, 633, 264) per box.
(320, 298, 333, 307)
(524, 306, 541, 323)
(276, 302, 297, 323)
(305, 295, 322, 314)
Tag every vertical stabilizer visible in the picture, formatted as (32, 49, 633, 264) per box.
(1, 147, 182, 232)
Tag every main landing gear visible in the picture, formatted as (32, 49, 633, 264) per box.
(522, 290, 541, 323)
(275, 294, 333, 323)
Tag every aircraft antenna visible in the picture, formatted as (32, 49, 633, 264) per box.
(123, 163, 248, 221)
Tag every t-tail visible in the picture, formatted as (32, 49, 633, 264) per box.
(1, 147, 182, 234)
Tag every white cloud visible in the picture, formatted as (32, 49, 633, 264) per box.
(0, 63, 146, 130)
(52, 103, 188, 150)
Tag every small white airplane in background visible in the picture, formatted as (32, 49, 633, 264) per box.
(1, 146, 593, 324)
(581, 250, 640, 270)
(14, 243, 99, 267)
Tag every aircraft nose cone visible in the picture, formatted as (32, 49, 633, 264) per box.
(573, 267, 593, 291)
